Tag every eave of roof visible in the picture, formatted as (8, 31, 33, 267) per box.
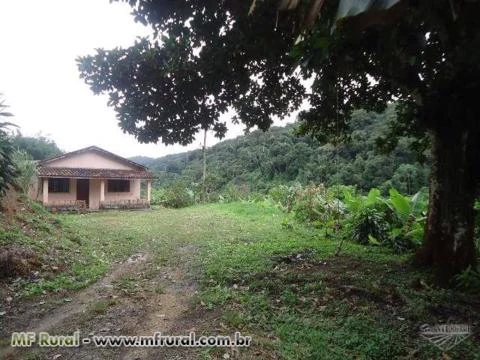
(37, 167, 153, 179)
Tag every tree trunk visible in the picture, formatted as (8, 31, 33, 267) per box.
(202, 128, 207, 203)
(416, 126, 478, 286)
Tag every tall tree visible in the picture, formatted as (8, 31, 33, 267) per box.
(0, 96, 17, 195)
(77, 0, 480, 284)
(202, 127, 208, 202)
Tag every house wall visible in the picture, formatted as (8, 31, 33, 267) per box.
(89, 179, 101, 210)
(104, 179, 141, 202)
(39, 178, 77, 203)
(36, 178, 143, 210)
(89, 179, 141, 210)
(45, 152, 136, 170)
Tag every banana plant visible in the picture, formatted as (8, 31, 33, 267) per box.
(342, 186, 382, 213)
(385, 188, 428, 245)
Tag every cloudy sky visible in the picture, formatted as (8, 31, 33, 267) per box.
(0, 0, 297, 158)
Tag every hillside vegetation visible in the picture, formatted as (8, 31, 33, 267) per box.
(0, 195, 109, 299)
(132, 108, 429, 197)
(11, 133, 62, 160)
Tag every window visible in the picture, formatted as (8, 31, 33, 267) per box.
(48, 178, 70, 193)
(108, 180, 130, 192)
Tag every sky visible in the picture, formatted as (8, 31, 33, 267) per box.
(0, 0, 297, 159)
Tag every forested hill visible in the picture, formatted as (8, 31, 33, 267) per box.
(131, 109, 429, 195)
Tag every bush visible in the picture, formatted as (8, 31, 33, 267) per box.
(455, 265, 480, 291)
(268, 182, 428, 254)
(268, 184, 290, 208)
(248, 192, 267, 203)
(157, 182, 194, 208)
(291, 184, 344, 227)
(0, 120, 18, 195)
(345, 206, 389, 245)
(12, 150, 37, 195)
(151, 188, 167, 206)
(383, 188, 427, 252)
(220, 183, 250, 203)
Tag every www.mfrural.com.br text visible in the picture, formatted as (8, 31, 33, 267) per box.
(11, 331, 252, 348)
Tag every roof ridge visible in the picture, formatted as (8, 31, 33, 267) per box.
(39, 146, 148, 170)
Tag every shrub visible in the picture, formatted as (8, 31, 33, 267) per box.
(268, 184, 290, 208)
(455, 265, 480, 291)
(383, 188, 427, 252)
(221, 183, 249, 202)
(291, 184, 344, 227)
(0, 120, 18, 195)
(12, 150, 37, 195)
(161, 182, 195, 208)
(248, 192, 267, 203)
(383, 225, 420, 253)
(271, 183, 427, 253)
(338, 186, 428, 253)
(151, 188, 167, 206)
(345, 206, 389, 245)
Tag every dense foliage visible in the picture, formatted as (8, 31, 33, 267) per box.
(151, 182, 195, 208)
(11, 133, 62, 160)
(134, 108, 429, 197)
(0, 97, 17, 196)
(270, 183, 428, 253)
(12, 150, 37, 195)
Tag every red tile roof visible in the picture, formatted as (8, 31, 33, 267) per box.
(38, 167, 153, 179)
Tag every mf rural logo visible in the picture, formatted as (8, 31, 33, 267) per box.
(419, 324, 473, 351)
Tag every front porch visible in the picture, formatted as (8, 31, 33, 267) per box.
(40, 177, 152, 211)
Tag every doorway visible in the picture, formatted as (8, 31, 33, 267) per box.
(76, 179, 89, 208)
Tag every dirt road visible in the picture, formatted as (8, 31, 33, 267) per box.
(0, 248, 215, 360)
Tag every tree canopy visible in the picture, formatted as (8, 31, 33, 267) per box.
(78, 0, 480, 284)
(78, 1, 479, 145)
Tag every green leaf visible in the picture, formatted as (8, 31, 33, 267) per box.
(388, 188, 410, 220)
(366, 188, 381, 206)
(410, 188, 427, 215)
(405, 227, 424, 244)
(390, 227, 403, 238)
(475, 200, 480, 211)
(368, 234, 381, 245)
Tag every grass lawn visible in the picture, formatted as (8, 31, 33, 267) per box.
(4, 201, 479, 359)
